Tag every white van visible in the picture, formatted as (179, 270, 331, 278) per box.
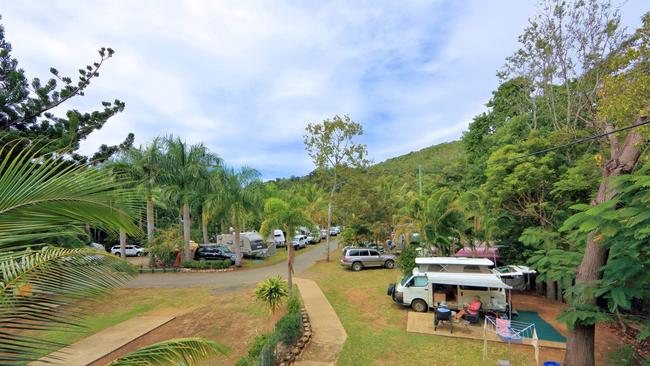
(387, 268, 511, 314)
(271, 229, 286, 247)
(217, 231, 268, 258)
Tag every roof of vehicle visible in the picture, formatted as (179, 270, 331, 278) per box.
(454, 245, 499, 259)
(412, 268, 511, 289)
(415, 257, 494, 266)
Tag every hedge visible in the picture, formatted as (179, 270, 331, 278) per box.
(181, 259, 232, 269)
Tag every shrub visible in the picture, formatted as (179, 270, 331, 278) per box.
(149, 226, 183, 266)
(274, 311, 301, 344)
(181, 260, 230, 270)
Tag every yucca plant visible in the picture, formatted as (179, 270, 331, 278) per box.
(107, 337, 229, 366)
(254, 276, 289, 317)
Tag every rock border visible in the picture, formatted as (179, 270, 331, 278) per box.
(279, 307, 312, 365)
(137, 267, 235, 274)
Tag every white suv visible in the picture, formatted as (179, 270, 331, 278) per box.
(110, 245, 147, 257)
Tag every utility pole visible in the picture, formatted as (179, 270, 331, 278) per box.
(418, 165, 423, 196)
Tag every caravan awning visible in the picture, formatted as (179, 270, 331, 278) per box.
(424, 272, 512, 289)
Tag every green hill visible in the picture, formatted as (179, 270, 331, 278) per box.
(368, 140, 464, 178)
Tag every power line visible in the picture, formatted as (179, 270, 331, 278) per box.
(502, 120, 650, 163)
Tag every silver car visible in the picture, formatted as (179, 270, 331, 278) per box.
(340, 247, 396, 271)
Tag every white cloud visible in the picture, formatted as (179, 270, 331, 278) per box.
(1, 0, 646, 177)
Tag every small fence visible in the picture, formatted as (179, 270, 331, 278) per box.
(483, 316, 539, 365)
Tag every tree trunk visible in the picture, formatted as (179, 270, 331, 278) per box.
(233, 226, 242, 267)
(119, 228, 127, 258)
(202, 206, 209, 244)
(287, 236, 294, 297)
(146, 191, 155, 243)
(182, 202, 192, 262)
(325, 169, 338, 262)
(546, 280, 556, 301)
(564, 129, 644, 366)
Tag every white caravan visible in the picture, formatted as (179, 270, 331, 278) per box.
(217, 231, 268, 258)
(415, 257, 495, 273)
(387, 267, 511, 314)
(269, 229, 286, 247)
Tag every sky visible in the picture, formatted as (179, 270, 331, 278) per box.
(1, 1, 646, 179)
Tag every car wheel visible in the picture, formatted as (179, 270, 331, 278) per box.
(352, 262, 363, 271)
(411, 299, 428, 312)
(386, 283, 395, 296)
(384, 260, 395, 269)
(115, 252, 121, 257)
(136, 252, 142, 257)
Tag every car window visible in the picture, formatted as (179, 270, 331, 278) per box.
(369, 250, 379, 256)
(347, 249, 359, 256)
(360, 250, 370, 256)
(413, 277, 428, 287)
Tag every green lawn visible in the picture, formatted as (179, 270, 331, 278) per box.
(304, 251, 535, 366)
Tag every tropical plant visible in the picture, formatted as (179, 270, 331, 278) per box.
(0, 144, 140, 363)
(260, 198, 311, 295)
(112, 138, 163, 242)
(207, 166, 261, 266)
(255, 276, 289, 316)
(107, 337, 228, 366)
(148, 225, 184, 267)
(159, 136, 219, 261)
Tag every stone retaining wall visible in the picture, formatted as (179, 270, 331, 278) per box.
(278, 307, 312, 365)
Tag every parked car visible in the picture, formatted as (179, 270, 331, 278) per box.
(320, 229, 328, 239)
(110, 245, 147, 257)
(291, 235, 307, 250)
(89, 242, 106, 251)
(340, 247, 396, 271)
(194, 244, 237, 262)
(307, 231, 321, 244)
(329, 227, 338, 236)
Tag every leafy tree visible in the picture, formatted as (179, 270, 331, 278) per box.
(502, 3, 650, 363)
(260, 198, 311, 295)
(304, 114, 369, 261)
(159, 136, 219, 261)
(0, 16, 131, 163)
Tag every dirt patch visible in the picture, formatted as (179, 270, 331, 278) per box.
(90, 289, 282, 366)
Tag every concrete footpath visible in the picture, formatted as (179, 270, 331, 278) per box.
(29, 316, 174, 366)
(294, 278, 347, 366)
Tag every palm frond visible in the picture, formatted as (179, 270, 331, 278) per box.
(0, 144, 140, 250)
(107, 337, 229, 366)
(0, 247, 136, 364)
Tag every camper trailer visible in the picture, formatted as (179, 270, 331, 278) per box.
(415, 257, 495, 274)
(217, 231, 268, 258)
(269, 229, 286, 247)
(387, 267, 511, 314)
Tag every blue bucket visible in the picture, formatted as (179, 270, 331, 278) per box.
(543, 362, 561, 366)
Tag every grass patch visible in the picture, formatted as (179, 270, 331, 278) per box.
(305, 250, 536, 366)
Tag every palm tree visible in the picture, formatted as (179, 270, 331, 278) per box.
(260, 198, 311, 295)
(207, 166, 261, 267)
(0, 143, 140, 363)
(112, 138, 163, 243)
(159, 136, 219, 261)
